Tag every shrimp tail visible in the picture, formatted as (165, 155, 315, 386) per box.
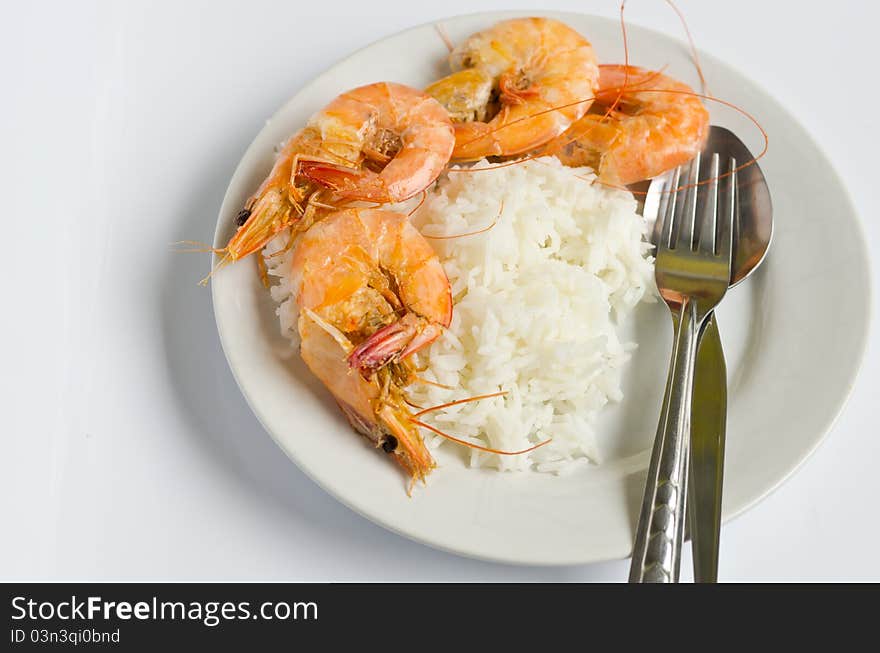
(349, 313, 442, 379)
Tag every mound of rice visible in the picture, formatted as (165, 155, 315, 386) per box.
(406, 157, 653, 473)
(264, 156, 653, 474)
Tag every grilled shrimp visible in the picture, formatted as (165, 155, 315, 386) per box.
(548, 65, 710, 185)
(219, 82, 454, 265)
(425, 17, 599, 160)
(291, 208, 453, 483)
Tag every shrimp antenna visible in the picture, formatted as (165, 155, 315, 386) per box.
(198, 251, 232, 286)
(411, 376, 456, 390)
(434, 23, 455, 53)
(422, 200, 503, 240)
(171, 240, 234, 285)
(619, 1, 707, 93)
(412, 391, 507, 417)
(662, 0, 708, 94)
(171, 240, 219, 253)
(403, 396, 424, 410)
(407, 190, 428, 217)
(409, 418, 552, 456)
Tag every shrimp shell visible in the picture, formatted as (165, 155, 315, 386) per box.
(291, 208, 453, 484)
(426, 17, 599, 160)
(548, 65, 710, 185)
(298, 82, 455, 203)
(219, 82, 454, 267)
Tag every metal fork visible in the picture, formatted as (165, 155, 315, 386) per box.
(629, 153, 736, 583)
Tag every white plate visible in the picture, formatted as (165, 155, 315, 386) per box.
(211, 11, 871, 565)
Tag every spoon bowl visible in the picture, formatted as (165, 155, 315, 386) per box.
(643, 126, 773, 285)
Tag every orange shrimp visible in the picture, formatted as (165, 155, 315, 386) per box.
(290, 208, 452, 483)
(218, 82, 454, 267)
(547, 64, 710, 185)
(425, 17, 599, 161)
(298, 82, 455, 203)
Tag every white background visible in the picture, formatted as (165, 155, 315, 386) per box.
(2, 0, 876, 581)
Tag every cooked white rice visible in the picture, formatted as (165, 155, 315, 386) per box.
(264, 156, 654, 474)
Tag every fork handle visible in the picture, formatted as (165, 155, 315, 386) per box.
(630, 301, 700, 583)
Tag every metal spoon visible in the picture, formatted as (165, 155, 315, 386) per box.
(642, 125, 772, 581)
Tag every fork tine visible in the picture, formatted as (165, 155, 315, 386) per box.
(716, 156, 736, 260)
(697, 153, 720, 256)
(651, 170, 672, 247)
(658, 165, 681, 250)
(675, 152, 701, 250)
